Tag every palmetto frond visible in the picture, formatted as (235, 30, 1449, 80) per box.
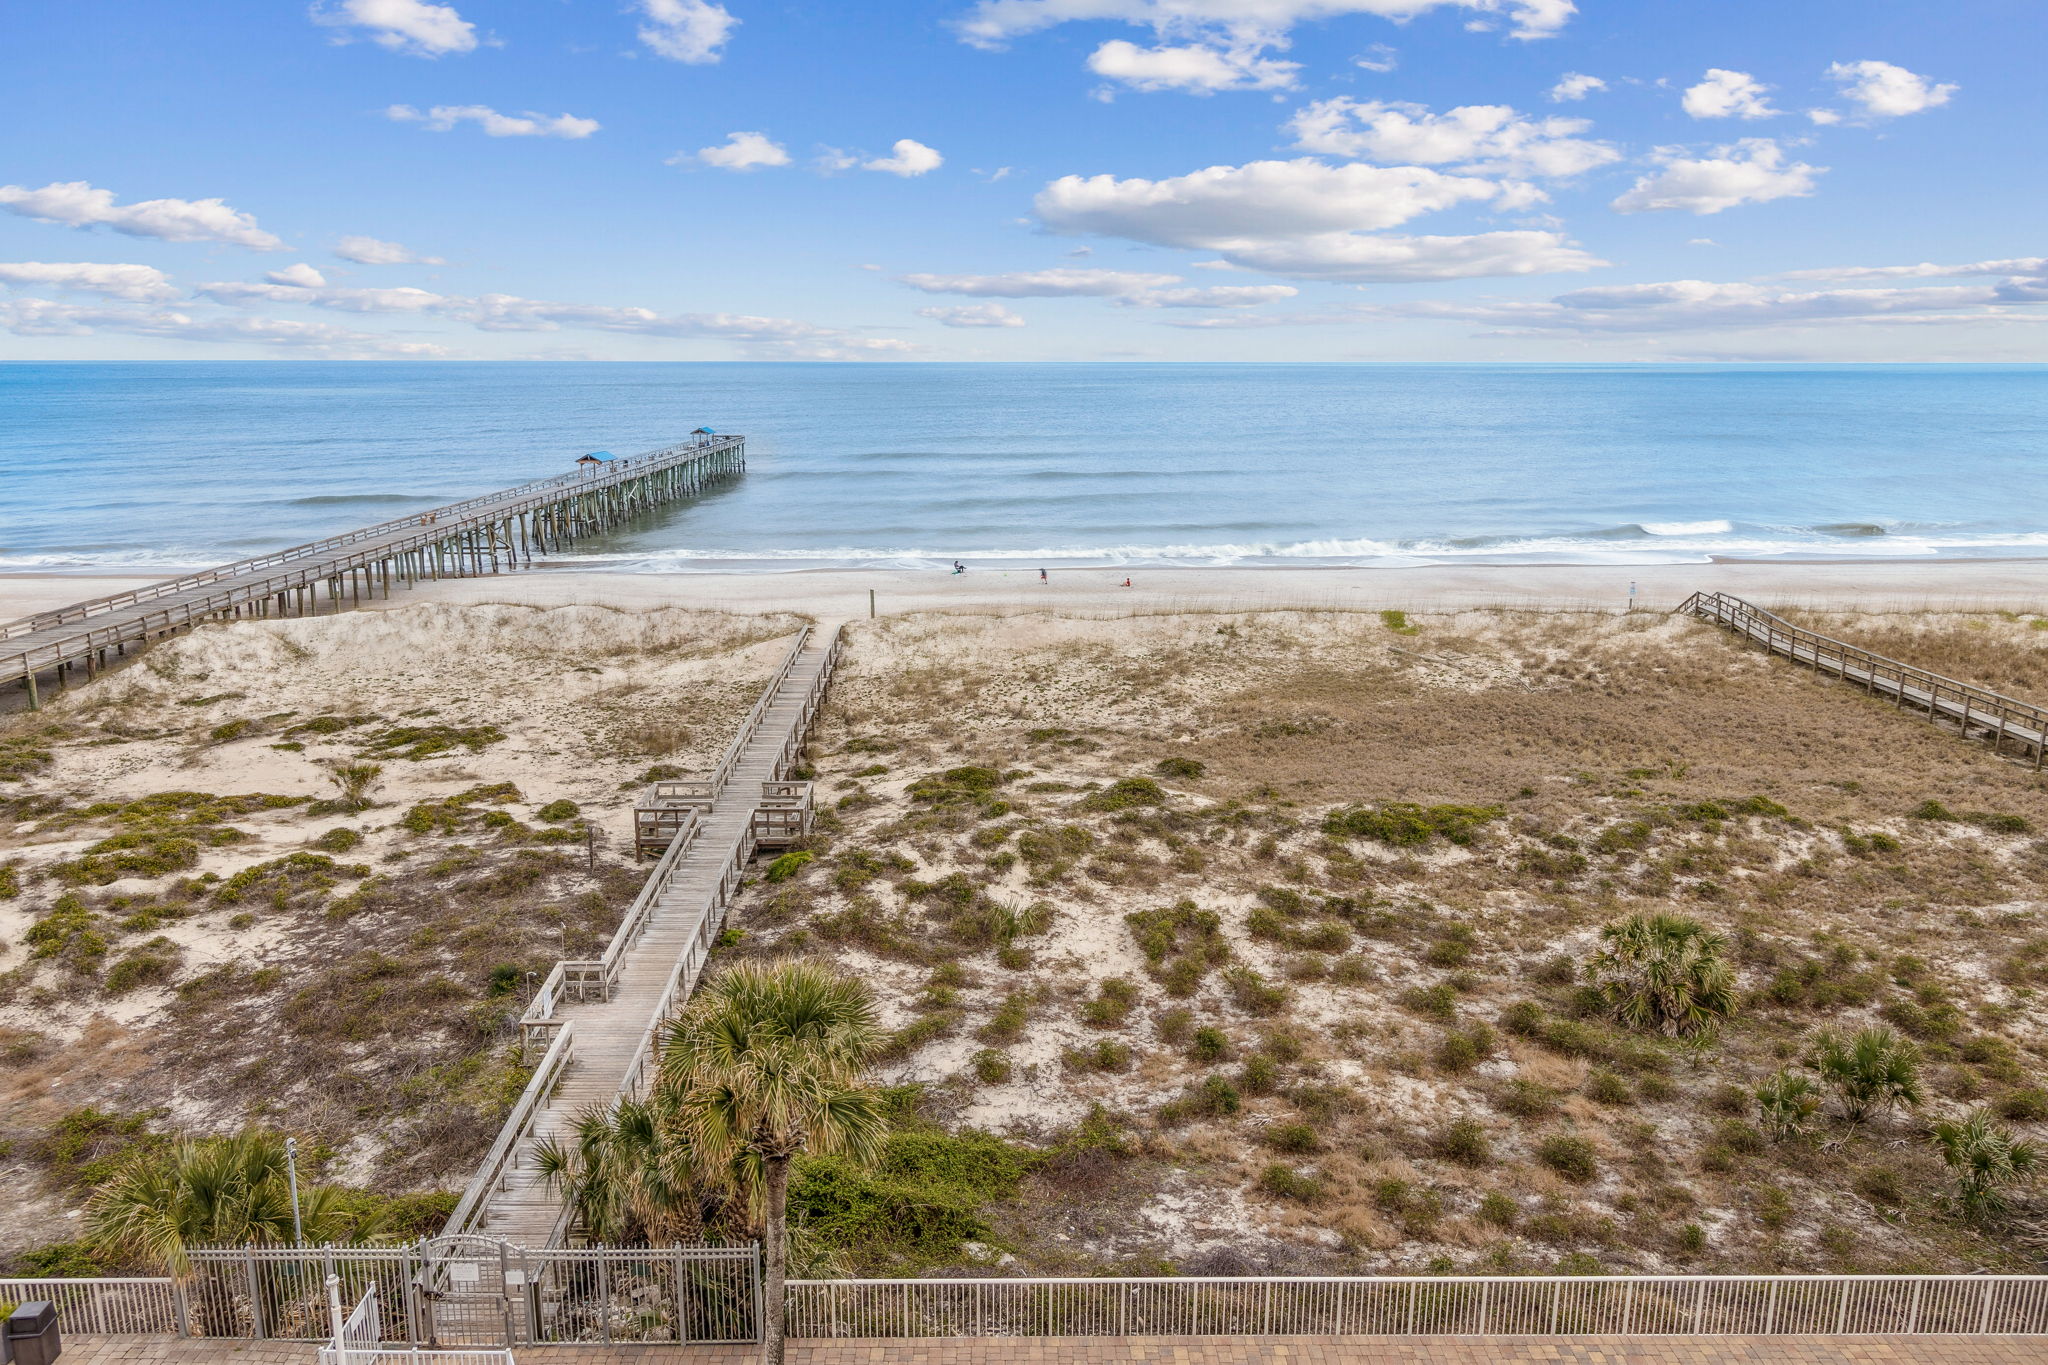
(1589, 913, 1736, 1037)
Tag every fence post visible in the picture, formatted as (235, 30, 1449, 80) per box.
(1835, 1278, 1850, 1334)
(674, 1248, 689, 1346)
(246, 1248, 267, 1340)
(753, 1242, 767, 1345)
(173, 1278, 192, 1338)
(1907, 1277, 1924, 1334)
(1979, 1279, 1996, 1334)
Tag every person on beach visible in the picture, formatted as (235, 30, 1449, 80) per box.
(952, 560, 965, 575)
(1121, 577, 1132, 588)
(1039, 568, 1047, 582)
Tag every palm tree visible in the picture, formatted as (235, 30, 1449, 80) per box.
(1587, 912, 1736, 1036)
(659, 959, 888, 1365)
(535, 1096, 712, 1245)
(1810, 1026, 1923, 1122)
(1754, 1068, 1822, 1140)
(84, 1132, 371, 1275)
(1931, 1109, 2042, 1222)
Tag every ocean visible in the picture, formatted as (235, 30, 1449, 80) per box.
(3, 361, 2046, 573)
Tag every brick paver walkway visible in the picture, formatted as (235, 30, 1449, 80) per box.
(56, 1336, 2048, 1365)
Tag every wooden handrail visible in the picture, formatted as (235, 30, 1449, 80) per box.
(1679, 591, 2048, 767)
(441, 1020, 575, 1238)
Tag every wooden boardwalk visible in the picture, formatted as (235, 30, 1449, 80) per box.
(3, 435, 745, 708)
(1680, 591, 2048, 766)
(446, 625, 842, 1247)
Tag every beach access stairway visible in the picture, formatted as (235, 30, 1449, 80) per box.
(1680, 591, 2048, 767)
(2, 435, 745, 707)
(445, 624, 841, 1248)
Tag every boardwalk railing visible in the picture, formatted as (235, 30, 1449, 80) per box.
(785, 1274, 2048, 1338)
(1680, 591, 2048, 768)
(0, 1276, 188, 1335)
(441, 1024, 577, 1243)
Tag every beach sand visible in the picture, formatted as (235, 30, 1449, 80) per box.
(11, 557, 2048, 626)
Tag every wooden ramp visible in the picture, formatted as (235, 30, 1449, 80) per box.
(445, 624, 842, 1247)
(1680, 591, 2048, 766)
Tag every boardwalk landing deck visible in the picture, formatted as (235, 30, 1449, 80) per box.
(1681, 591, 2048, 767)
(446, 625, 842, 1248)
(2, 435, 745, 708)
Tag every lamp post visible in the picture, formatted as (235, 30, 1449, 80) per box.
(285, 1136, 305, 1246)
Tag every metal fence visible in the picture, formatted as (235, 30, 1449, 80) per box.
(177, 1243, 758, 1345)
(0, 1277, 187, 1335)
(783, 1274, 2048, 1338)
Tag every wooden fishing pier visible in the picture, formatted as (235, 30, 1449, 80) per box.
(1680, 591, 2048, 766)
(2, 434, 746, 708)
(446, 624, 839, 1247)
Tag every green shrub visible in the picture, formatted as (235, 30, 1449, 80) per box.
(1585, 1071, 1631, 1105)
(1400, 984, 1458, 1021)
(1222, 966, 1288, 1016)
(1436, 1023, 1495, 1074)
(1537, 1136, 1599, 1183)
(1930, 1109, 2043, 1222)
(1266, 1122, 1319, 1154)
(1811, 1027, 1922, 1122)
(1238, 1054, 1280, 1096)
(1496, 1080, 1561, 1118)
(1079, 777, 1166, 812)
(971, 1049, 1012, 1084)
(1126, 900, 1231, 995)
(312, 826, 363, 853)
(1081, 977, 1139, 1028)
(103, 940, 179, 994)
(1257, 1164, 1326, 1202)
(1191, 1026, 1230, 1062)
(765, 850, 815, 883)
(536, 799, 579, 823)
(362, 724, 506, 760)
(1155, 756, 1206, 779)
(1435, 1118, 1493, 1166)
(791, 1127, 1036, 1271)
(26, 893, 106, 969)
(1062, 1039, 1132, 1073)
(977, 994, 1031, 1045)
(1477, 1192, 1518, 1227)
(1379, 609, 1419, 635)
(1322, 802, 1502, 847)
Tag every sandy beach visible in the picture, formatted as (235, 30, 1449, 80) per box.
(10, 557, 2048, 626)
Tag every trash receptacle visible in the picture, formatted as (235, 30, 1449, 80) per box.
(5, 1302, 60, 1365)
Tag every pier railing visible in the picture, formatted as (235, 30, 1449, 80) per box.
(2, 436, 740, 638)
(1679, 591, 2048, 767)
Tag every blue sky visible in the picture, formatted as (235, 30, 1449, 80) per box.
(0, 0, 2039, 361)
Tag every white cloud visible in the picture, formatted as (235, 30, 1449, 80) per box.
(864, 139, 944, 176)
(1806, 108, 1842, 125)
(334, 234, 444, 265)
(1287, 98, 1618, 178)
(954, 0, 1577, 50)
(1610, 139, 1820, 215)
(1548, 72, 1604, 102)
(688, 132, 791, 170)
(1774, 257, 2047, 283)
(311, 0, 477, 57)
(266, 263, 328, 287)
(0, 298, 452, 355)
(1825, 60, 1956, 118)
(919, 303, 1027, 327)
(1681, 69, 1778, 119)
(187, 272, 915, 358)
(1355, 43, 1397, 72)
(1087, 39, 1298, 92)
(1123, 284, 1299, 307)
(0, 181, 285, 251)
(900, 267, 1183, 297)
(386, 105, 600, 138)
(1375, 275, 2047, 335)
(0, 261, 178, 302)
(638, 0, 737, 63)
(1033, 157, 1602, 281)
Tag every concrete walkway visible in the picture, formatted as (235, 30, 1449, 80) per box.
(56, 1336, 2048, 1364)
